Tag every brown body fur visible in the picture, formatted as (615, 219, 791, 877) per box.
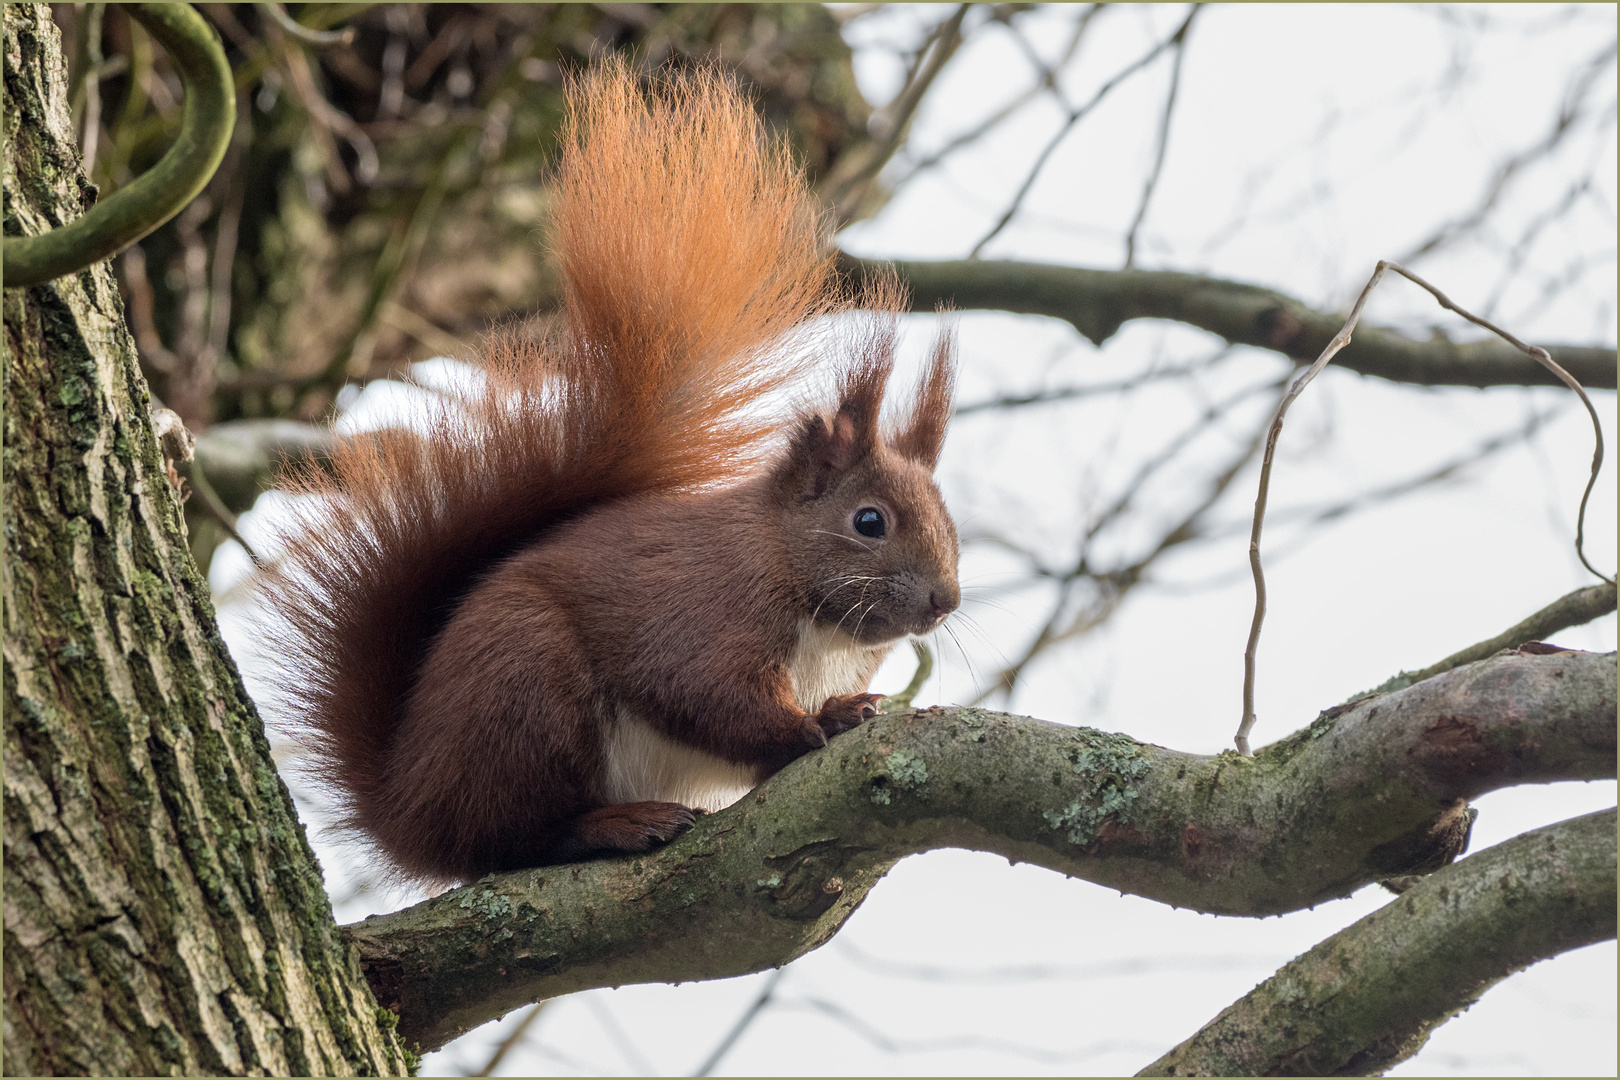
(264, 66, 959, 884)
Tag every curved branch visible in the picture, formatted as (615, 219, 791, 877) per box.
(256, 2, 357, 47)
(343, 649, 1615, 1052)
(840, 256, 1618, 390)
(4, 4, 235, 287)
(1366, 581, 1617, 695)
(1140, 808, 1617, 1077)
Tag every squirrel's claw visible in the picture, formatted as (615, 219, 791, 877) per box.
(815, 692, 884, 738)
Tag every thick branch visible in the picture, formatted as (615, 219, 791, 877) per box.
(841, 256, 1618, 390)
(343, 649, 1615, 1051)
(1140, 808, 1617, 1077)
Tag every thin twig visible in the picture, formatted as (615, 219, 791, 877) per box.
(182, 462, 261, 565)
(1237, 265, 1392, 755)
(1392, 42, 1615, 266)
(1123, 12, 1193, 268)
(71, 3, 107, 176)
(834, 937, 1285, 985)
(203, 112, 250, 376)
(296, 161, 451, 403)
(894, 4, 1108, 187)
(892, 5, 1102, 190)
(583, 995, 656, 1076)
(272, 31, 351, 193)
(1176, 404, 1566, 585)
(256, 2, 357, 47)
(119, 245, 182, 374)
(777, 995, 1162, 1064)
(968, 6, 1198, 259)
(1380, 262, 1610, 585)
(472, 1000, 551, 1076)
(1360, 582, 1617, 698)
(955, 347, 1235, 416)
(691, 967, 788, 1077)
(974, 378, 1283, 705)
(1235, 259, 1611, 755)
(380, 300, 472, 359)
(821, 5, 970, 224)
(273, 32, 379, 187)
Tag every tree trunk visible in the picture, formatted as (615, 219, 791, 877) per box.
(2, 6, 409, 1074)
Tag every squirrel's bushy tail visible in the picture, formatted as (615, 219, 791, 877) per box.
(261, 65, 838, 851)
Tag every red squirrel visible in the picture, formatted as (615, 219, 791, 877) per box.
(263, 65, 960, 885)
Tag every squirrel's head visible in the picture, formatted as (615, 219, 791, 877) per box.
(773, 324, 960, 646)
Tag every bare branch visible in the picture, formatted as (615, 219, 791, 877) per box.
(879, 642, 934, 712)
(1379, 262, 1611, 585)
(972, 378, 1279, 704)
(1393, 41, 1616, 266)
(190, 418, 337, 512)
(891, 5, 1103, 189)
(833, 938, 1284, 986)
(954, 346, 1235, 415)
(1122, 15, 1192, 268)
(1238, 262, 1393, 755)
(345, 650, 1616, 1052)
(819, 5, 970, 225)
(969, 7, 1199, 259)
(256, 2, 356, 47)
(691, 967, 788, 1077)
(841, 255, 1619, 390)
(471, 1000, 550, 1076)
(1237, 259, 1610, 755)
(1364, 582, 1617, 696)
(1140, 809, 1617, 1077)
(179, 460, 261, 565)
(1164, 404, 1568, 593)
(778, 993, 1160, 1063)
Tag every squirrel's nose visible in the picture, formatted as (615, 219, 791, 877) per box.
(929, 586, 959, 620)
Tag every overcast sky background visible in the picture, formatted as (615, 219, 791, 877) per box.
(215, 4, 1616, 1075)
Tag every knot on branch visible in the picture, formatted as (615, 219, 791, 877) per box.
(1367, 798, 1477, 880)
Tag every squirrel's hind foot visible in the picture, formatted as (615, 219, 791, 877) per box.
(553, 801, 697, 861)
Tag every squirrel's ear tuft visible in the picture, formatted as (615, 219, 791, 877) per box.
(791, 380, 879, 499)
(891, 320, 957, 470)
(794, 411, 857, 499)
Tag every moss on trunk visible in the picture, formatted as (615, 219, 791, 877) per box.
(3, 6, 409, 1074)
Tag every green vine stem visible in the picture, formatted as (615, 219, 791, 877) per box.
(4, 4, 234, 288)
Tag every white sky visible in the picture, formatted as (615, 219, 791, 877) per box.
(214, 4, 1616, 1075)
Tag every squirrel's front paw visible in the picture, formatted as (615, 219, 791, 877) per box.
(815, 692, 884, 738)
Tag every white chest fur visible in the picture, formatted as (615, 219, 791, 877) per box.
(785, 619, 878, 712)
(600, 714, 759, 813)
(599, 622, 880, 814)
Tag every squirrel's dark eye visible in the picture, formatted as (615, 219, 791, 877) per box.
(852, 507, 886, 538)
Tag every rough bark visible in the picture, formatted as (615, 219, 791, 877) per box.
(843, 256, 1618, 390)
(2, 7, 409, 1074)
(1140, 808, 1618, 1077)
(344, 648, 1616, 1052)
